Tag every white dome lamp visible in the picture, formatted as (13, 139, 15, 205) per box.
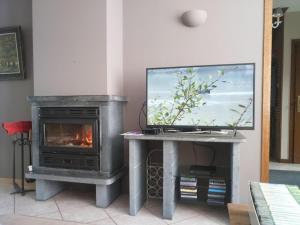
(181, 9, 208, 27)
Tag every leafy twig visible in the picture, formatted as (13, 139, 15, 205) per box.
(229, 98, 253, 127)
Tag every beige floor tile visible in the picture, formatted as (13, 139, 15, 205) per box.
(54, 188, 104, 224)
(0, 193, 14, 216)
(199, 206, 229, 225)
(145, 200, 229, 225)
(15, 192, 58, 216)
(147, 202, 204, 224)
(0, 214, 82, 225)
(170, 214, 221, 225)
(60, 204, 108, 223)
(104, 194, 129, 217)
(0, 183, 14, 216)
(169, 204, 203, 224)
(54, 190, 95, 211)
(0, 180, 229, 225)
(89, 217, 116, 225)
(112, 208, 167, 225)
(35, 211, 63, 220)
(144, 198, 163, 209)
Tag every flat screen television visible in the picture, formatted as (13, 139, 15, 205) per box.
(146, 63, 255, 130)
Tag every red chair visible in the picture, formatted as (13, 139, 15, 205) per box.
(2, 121, 34, 195)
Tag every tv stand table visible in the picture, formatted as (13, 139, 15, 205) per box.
(124, 132, 246, 220)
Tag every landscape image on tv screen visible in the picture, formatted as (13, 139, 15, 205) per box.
(147, 63, 255, 129)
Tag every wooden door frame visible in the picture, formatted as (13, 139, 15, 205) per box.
(261, 0, 272, 182)
(289, 40, 300, 163)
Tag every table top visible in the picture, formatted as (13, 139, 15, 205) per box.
(123, 130, 246, 143)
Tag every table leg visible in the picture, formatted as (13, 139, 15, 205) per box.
(163, 141, 179, 220)
(231, 143, 240, 203)
(129, 139, 147, 215)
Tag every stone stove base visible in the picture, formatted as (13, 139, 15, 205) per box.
(26, 169, 124, 207)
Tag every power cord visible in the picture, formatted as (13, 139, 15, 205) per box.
(138, 101, 146, 130)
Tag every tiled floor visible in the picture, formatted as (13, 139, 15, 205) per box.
(270, 161, 300, 171)
(0, 180, 229, 225)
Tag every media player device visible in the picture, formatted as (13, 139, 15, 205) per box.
(142, 128, 161, 135)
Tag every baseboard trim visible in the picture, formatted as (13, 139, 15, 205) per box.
(0, 177, 35, 189)
(280, 159, 292, 163)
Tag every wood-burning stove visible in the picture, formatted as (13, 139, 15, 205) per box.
(39, 107, 100, 170)
(26, 95, 126, 208)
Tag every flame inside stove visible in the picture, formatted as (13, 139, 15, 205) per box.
(45, 123, 93, 148)
(71, 127, 93, 147)
(84, 128, 93, 146)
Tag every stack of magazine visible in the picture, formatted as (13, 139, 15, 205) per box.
(207, 178, 226, 205)
(180, 176, 198, 200)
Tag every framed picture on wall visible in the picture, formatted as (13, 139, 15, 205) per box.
(0, 26, 25, 80)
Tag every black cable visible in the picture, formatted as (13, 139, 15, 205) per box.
(142, 107, 146, 117)
(138, 101, 146, 130)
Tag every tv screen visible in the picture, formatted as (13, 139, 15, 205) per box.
(146, 63, 255, 130)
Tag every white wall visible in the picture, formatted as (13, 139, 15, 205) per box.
(280, 11, 300, 159)
(33, 0, 108, 96)
(33, 0, 124, 96)
(0, 0, 33, 177)
(123, 0, 263, 202)
(107, 0, 124, 95)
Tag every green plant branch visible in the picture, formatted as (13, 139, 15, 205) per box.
(170, 94, 197, 125)
(149, 68, 225, 125)
(231, 98, 253, 127)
